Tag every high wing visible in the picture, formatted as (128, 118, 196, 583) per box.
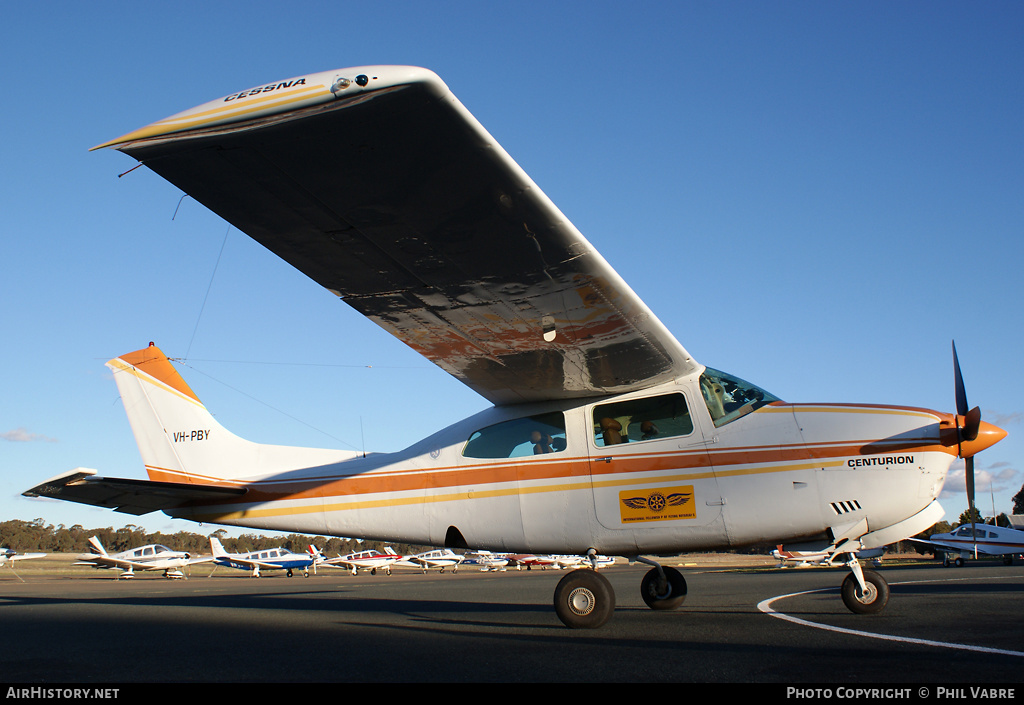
(23, 468, 247, 516)
(95, 65, 698, 405)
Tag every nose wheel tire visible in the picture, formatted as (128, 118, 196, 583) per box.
(554, 569, 615, 629)
(640, 566, 687, 610)
(840, 569, 889, 615)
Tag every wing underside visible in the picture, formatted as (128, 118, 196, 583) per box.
(105, 66, 697, 404)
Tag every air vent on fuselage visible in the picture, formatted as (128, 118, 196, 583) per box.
(830, 500, 862, 516)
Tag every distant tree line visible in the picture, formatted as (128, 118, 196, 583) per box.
(0, 518, 433, 557)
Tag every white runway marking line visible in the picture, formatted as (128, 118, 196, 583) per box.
(757, 576, 1024, 658)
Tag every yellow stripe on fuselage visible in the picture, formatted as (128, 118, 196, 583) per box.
(182, 457, 863, 522)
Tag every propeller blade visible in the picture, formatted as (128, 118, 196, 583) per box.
(965, 456, 976, 514)
(963, 406, 982, 442)
(954, 340, 979, 556)
(966, 455, 978, 556)
(952, 341, 969, 416)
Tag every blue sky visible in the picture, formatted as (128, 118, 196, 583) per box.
(3, 2, 1022, 538)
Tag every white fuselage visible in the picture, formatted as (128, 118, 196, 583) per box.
(163, 372, 955, 557)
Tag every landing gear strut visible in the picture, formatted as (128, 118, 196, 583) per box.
(636, 557, 687, 610)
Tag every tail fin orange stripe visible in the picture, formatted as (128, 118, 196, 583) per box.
(116, 343, 201, 404)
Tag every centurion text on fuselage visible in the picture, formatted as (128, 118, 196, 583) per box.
(847, 455, 915, 468)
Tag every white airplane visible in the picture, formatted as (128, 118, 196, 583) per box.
(209, 536, 314, 577)
(915, 524, 1024, 567)
(0, 548, 46, 582)
(507, 554, 559, 570)
(553, 554, 614, 570)
(772, 544, 884, 568)
(0, 548, 46, 568)
(317, 547, 402, 575)
(75, 536, 193, 579)
(399, 548, 464, 573)
(463, 551, 509, 571)
(24, 65, 1008, 627)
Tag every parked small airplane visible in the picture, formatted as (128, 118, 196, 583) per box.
(317, 547, 401, 575)
(209, 536, 314, 577)
(914, 524, 1024, 567)
(399, 548, 464, 573)
(507, 554, 559, 570)
(0, 548, 46, 568)
(772, 544, 884, 568)
(75, 536, 193, 579)
(463, 551, 509, 571)
(0, 548, 46, 582)
(553, 554, 615, 570)
(25, 65, 1008, 627)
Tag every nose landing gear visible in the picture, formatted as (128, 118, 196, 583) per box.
(839, 554, 889, 615)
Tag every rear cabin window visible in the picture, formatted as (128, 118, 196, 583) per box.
(462, 412, 567, 459)
(592, 393, 693, 447)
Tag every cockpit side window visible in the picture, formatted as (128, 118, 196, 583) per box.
(592, 393, 692, 447)
(700, 367, 781, 428)
(462, 412, 567, 459)
(955, 526, 987, 538)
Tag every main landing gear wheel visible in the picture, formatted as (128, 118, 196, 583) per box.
(840, 569, 889, 615)
(553, 569, 615, 629)
(640, 566, 687, 610)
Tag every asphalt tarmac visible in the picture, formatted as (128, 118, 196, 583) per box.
(1, 560, 1021, 684)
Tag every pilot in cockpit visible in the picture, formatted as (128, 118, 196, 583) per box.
(531, 430, 554, 454)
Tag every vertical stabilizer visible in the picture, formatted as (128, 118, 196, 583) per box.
(107, 343, 357, 485)
(209, 536, 228, 558)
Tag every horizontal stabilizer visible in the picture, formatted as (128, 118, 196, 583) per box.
(23, 467, 247, 516)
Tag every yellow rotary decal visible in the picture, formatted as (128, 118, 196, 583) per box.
(618, 485, 695, 523)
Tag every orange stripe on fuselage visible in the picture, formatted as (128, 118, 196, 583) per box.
(149, 431, 955, 508)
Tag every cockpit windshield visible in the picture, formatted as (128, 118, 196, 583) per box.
(699, 367, 781, 427)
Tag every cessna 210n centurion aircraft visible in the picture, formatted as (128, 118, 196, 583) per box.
(24, 65, 1007, 627)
